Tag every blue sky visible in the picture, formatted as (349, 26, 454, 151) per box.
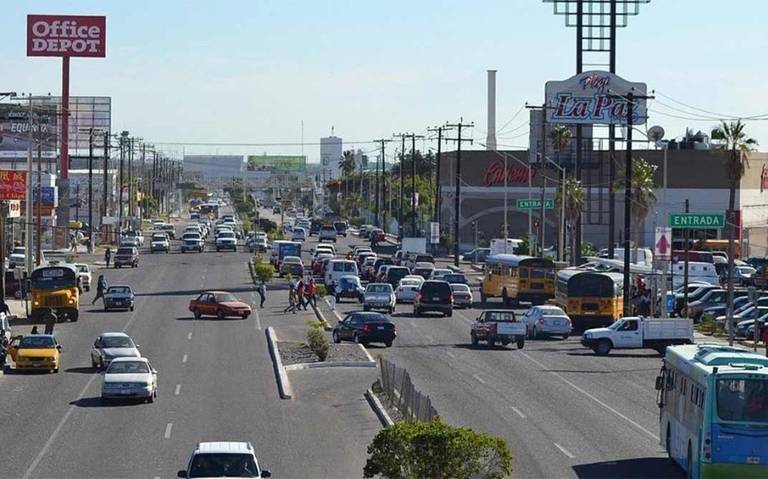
(4, 0, 768, 161)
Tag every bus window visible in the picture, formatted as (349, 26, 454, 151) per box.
(519, 268, 529, 278)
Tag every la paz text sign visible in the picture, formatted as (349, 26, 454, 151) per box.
(516, 198, 554, 210)
(669, 213, 725, 229)
(27, 15, 106, 57)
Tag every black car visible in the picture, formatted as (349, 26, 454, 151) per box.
(413, 280, 453, 317)
(334, 221, 348, 237)
(332, 311, 396, 347)
(385, 266, 410, 288)
(370, 258, 393, 281)
(309, 219, 323, 236)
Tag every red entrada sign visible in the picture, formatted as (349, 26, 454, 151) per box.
(0, 171, 27, 200)
(27, 15, 106, 57)
(482, 159, 536, 187)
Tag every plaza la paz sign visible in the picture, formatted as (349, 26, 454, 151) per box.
(545, 71, 648, 125)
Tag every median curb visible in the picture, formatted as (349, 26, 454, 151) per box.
(283, 359, 376, 371)
(365, 388, 395, 427)
(266, 327, 293, 400)
(311, 302, 333, 331)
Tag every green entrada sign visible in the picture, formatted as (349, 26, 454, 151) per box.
(669, 213, 725, 229)
(516, 198, 554, 210)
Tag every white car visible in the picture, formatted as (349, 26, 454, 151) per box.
(74, 263, 92, 291)
(181, 232, 204, 253)
(150, 233, 170, 253)
(215, 230, 238, 251)
(430, 268, 454, 280)
(178, 441, 271, 478)
(123, 230, 144, 246)
(90, 332, 141, 368)
(520, 305, 573, 340)
(291, 227, 307, 242)
(395, 275, 424, 303)
(119, 236, 141, 248)
(101, 357, 157, 403)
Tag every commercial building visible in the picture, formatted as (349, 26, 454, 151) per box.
(320, 136, 342, 179)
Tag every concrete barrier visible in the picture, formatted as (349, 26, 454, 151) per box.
(266, 327, 293, 400)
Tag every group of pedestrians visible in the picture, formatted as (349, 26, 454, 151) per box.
(284, 277, 317, 314)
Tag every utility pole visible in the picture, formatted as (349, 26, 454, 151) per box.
(372, 139, 391, 228)
(408, 133, 425, 236)
(25, 94, 34, 275)
(128, 137, 134, 226)
(140, 143, 146, 223)
(102, 132, 109, 220)
(88, 128, 94, 253)
(427, 126, 451, 226)
(392, 134, 408, 240)
(118, 133, 126, 231)
(445, 119, 474, 267)
(36, 118, 43, 266)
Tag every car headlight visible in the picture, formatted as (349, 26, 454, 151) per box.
(583, 333, 591, 339)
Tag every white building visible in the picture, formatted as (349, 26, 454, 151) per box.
(320, 136, 342, 179)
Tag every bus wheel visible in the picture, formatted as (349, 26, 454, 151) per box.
(69, 310, 79, 322)
(665, 423, 672, 461)
(502, 290, 509, 306)
(687, 442, 693, 479)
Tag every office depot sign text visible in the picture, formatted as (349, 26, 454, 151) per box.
(27, 15, 106, 57)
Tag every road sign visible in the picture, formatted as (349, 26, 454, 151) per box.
(655, 226, 672, 260)
(516, 198, 554, 210)
(669, 213, 725, 229)
(429, 222, 440, 244)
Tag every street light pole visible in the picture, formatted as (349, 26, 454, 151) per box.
(88, 128, 94, 253)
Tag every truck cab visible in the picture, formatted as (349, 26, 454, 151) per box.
(581, 317, 693, 355)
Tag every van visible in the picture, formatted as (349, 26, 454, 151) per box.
(600, 247, 653, 267)
(670, 261, 719, 289)
(325, 260, 359, 287)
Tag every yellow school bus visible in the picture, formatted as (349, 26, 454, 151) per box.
(555, 270, 623, 329)
(480, 254, 556, 305)
(30, 264, 80, 322)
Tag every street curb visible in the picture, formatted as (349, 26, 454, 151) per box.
(266, 327, 293, 400)
(323, 297, 344, 323)
(357, 343, 375, 363)
(283, 359, 376, 371)
(365, 388, 394, 427)
(470, 264, 483, 272)
(311, 303, 333, 331)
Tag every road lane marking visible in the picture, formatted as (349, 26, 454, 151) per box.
(253, 309, 262, 330)
(22, 374, 100, 479)
(187, 332, 192, 340)
(174, 384, 181, 396)
(510, 406, 527, 419)
(553, 443, 576, 459)
(164, 423, 173, 439)
(520, 351, 658, 440)
(472, 374, 486, 384)
(182, 354, 188, 363)
(425, 335, 434, 343)
(446, 351, 455, 359)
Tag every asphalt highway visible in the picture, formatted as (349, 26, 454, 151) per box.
(321, 231, 685, 479)
(0, 213, 380, 479)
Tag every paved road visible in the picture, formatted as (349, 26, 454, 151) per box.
(316, 229, 684, 479)
(0, 210, 380, 479)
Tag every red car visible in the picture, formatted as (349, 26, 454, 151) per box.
(188, 291, 252, 319)
(370, 228, 386, 242)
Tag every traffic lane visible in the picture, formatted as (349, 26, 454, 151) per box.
(0, 258, 163, 478)
(330, 300, 678, 478)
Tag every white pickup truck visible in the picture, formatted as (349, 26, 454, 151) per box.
(581, 317, 693, 355)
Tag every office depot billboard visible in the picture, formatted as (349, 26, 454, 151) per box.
(27, 15, 106, 57)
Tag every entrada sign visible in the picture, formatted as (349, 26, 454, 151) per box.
(27, 15, 106, 57)
(516, 198, 554, 210)
(483, 159, 536, 187)
(669, 213, 725, 229)
(545, 71, 647, 125)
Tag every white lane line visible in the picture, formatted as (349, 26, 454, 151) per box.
(22, 374, 100, 479)
(472, 374, 486, 384)
(425, 335, 434, 343)
(446, 351, 456, 359)
(187, 332, 193, 340)
(164, 423, 173, 439)
(174, 384, 181, 396)
(553, 442, 576, 459)
(520, 351, 658, 440)
(182, 354, 188, 363)
(253, 309, 262, 330)
(509, 406, 527, 419)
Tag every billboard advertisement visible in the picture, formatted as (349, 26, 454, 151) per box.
(545, 71, 647, 125)
(0, 102, 58, 159)
(0, 171, 27, 200)
(247, 155, 306, 172)
(27, 15, 106, 57)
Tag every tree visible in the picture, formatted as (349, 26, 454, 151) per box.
(557, 177, 583, 265)
(363, 418, 512, 479)
(339, 150, 356, 200)
(712, 120, 758, 345)
(549, 125, 572, 159)
(614, 157, 657, 263)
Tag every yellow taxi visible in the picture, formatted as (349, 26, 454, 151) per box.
(7, 334, 62, 373)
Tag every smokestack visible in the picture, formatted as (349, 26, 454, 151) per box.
(486, 69, 497, 151)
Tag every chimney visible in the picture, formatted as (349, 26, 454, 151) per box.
(486, 69, 497, 151)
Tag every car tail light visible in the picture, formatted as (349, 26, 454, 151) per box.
(449, 293, 454, 302)
(538, 319, 545, 325)
(416, 293, 423, 301)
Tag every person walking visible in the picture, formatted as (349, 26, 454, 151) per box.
(69, 235, 78, 252)
(283, 286, 297, 314)
(92, 275, 107, 305)
(30, 326, 39, 335)
(306, 278, 317, 309)
(0, 336, 8, 371)
(257, 281, 266, 309)
(0, 298, 11, 316)
(104, 247, 112, 269)
(43, 310, 57, 335)
(296, 279, 306, 311)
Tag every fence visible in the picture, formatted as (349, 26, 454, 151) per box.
(377, 357, 438, 422)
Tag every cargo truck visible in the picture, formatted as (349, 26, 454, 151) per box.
(581, 317, 693, 355)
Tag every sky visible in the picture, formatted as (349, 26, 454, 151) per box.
(3, 0, 768, 162)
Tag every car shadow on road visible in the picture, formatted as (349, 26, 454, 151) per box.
(572, 457, 684, 478)
(66, 366, 99, 374)
(70, 397, 144, 408)
(136, 286, 255, 297)
(566, 351, 663, 358)
(451, 343, 522, 351)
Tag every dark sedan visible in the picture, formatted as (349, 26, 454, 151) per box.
(104, 285, 135, 312)
(332, 311, 396, 347)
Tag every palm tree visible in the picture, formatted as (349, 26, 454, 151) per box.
(338, 150, 356, 202)
(549, 125, 572, 259)
(614, 157, 657, 263)
(556, 177, 583, 265)
(712, 120, 758, 345)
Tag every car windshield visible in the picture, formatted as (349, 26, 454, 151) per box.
(219, 232, 235, 238)
(116, 248, 133, 255)
(188, 452, 259, 478)
(152, 234, 166, 240)
(450, 284, 470, 292)
(340, 277, 359, 286)
(538, 307, 566, 316)
(443, 274, 466, 283)
(216, 293, 238, 302)
(102, 336, 135, 348)
(76, 265, 88, 273)
(108, 287, 131, 294)
(368, 284, 391, 293)
(19, 336, 55, 348)
(402, 279, 421, 286)
(107, 361, 150, 374)
(717, 378, 768, 423)
(483, 311, 517, 322)
(360, 313, 387, 323)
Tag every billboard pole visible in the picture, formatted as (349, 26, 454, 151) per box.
(59, 56, 71, 250)
(26, 94, 33, 274)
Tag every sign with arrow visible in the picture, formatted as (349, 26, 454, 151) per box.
(655, 226, 672, 260)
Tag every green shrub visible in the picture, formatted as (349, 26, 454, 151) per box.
(307, 321, 329, 361)
(252, 261, 275, 284)
(316, 284, 327, 297)
(363, 418, 512, 479)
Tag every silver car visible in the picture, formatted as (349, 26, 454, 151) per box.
(450, 283, 473, 308)
(91, 332, 141, 368)
(101, 357, 157, 403)
(363, 283, 396, 313)
(395, 276, 424, 303)
(521, 305, 572, 340)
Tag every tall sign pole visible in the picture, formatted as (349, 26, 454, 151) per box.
(445, 120, 474, 267)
